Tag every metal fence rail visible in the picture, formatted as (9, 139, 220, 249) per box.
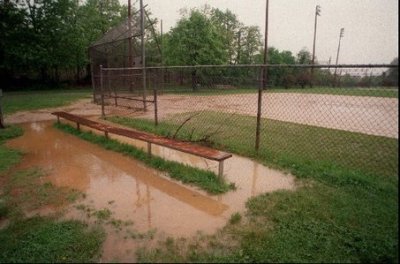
(95, 64, 398, 177)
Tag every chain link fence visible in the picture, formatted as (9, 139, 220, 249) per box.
(95, 64, 398, 178)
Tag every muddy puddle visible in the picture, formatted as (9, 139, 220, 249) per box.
(6, 121, 295, 262)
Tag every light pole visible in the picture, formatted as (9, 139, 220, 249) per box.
(311, 5, 321, 87)
(333, 28, 344, 87)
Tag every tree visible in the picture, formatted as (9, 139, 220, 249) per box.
(254, 47, 296, 88)
(295, 48, 312, 88)
(0, 0, 127, 87)
(164, 10, 226, 66)
(238, 26, 262, 65)
(385, 57, 398, 86)
(210, 8, 241, 64)
(164, 9, 227, 90)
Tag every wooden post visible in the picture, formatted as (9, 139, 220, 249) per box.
(154, 89, 158, 126)
(76, 122, 80, 131)
(147, 142, 152, 157)
(218, 161, 224, 179)
(0, 89, 4, 129)
(100, 65, 105, 118)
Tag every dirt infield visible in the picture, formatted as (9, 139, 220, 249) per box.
(145, 93, 398, 139)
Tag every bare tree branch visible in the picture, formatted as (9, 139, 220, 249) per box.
(172, 112, 200, 139)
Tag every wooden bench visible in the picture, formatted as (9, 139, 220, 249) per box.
(52, 111, 232, 178)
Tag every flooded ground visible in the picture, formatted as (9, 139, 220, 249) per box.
(6, 121, 295, 262)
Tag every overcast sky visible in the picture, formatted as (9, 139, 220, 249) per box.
(123, 0, 398, 64)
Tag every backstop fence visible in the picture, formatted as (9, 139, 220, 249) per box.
(93, 64, 398, 178)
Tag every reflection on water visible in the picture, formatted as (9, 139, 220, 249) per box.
(6, 121, 295, 261)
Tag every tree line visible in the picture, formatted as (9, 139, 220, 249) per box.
(1, 0, 127, 88)
(1, 1, 397, 89)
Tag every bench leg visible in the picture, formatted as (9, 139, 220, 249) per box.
(104, 131, 109, 139)
(147, 142, 152, 157)
(218, 161, 224, 179)
(76, 122, 80, 131)
(57, 116, 60, 124)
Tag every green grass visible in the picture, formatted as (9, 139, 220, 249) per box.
(162, 87, 258, 96)
(236, 183, 398, 263)
(139, 180, 397, 262)
(1, 168, 83, 217)
(0, 217, 105, 263)
(54, 122, 235, 194)
(0, 126, 24, 173)
(2, 89, 91, 115)
(108, 113, 398, 179)
(108, 114, 398, 263)
(267, 87, 398, 98)
(161, 86, 398, 98)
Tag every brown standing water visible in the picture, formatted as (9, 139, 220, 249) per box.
(6, 121, 295, 262)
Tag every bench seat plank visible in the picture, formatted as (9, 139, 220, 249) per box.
(107, 127, 232, 161)
(52, 111, 232, 162)
(52, 111, 108, 131)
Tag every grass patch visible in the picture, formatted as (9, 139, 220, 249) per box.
(161, 86, 398, 98)
(1, 168, 83, 219)
(0, 216, 105, 263)
(267, 87, 398, 98)
(228, 212, 242, 225)
(54, 122, 235, 194)
(233, 183, 398, 263)
(109, 114, 398, 262)
(0, 126, 24, 173)
(162, 87, 257, 96)
(108, 113, 398, 179)
(94, 208, 112, 221)
(2, 89, 91, 115)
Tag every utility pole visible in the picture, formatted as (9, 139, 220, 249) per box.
(333, 28, 344, 87)
(140, 0, 147, 111)
(256, 0, 269, 151)
(262, 0, 269, 90)
(311, 5, 321, 87)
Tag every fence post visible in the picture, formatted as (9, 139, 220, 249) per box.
(100, 65, 105, 118)
(255, 67, 263, 152)
(0, 89, 4, 129)
(154, 88, 158, 126)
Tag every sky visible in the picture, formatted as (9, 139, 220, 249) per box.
(122, 0, 398, 65)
